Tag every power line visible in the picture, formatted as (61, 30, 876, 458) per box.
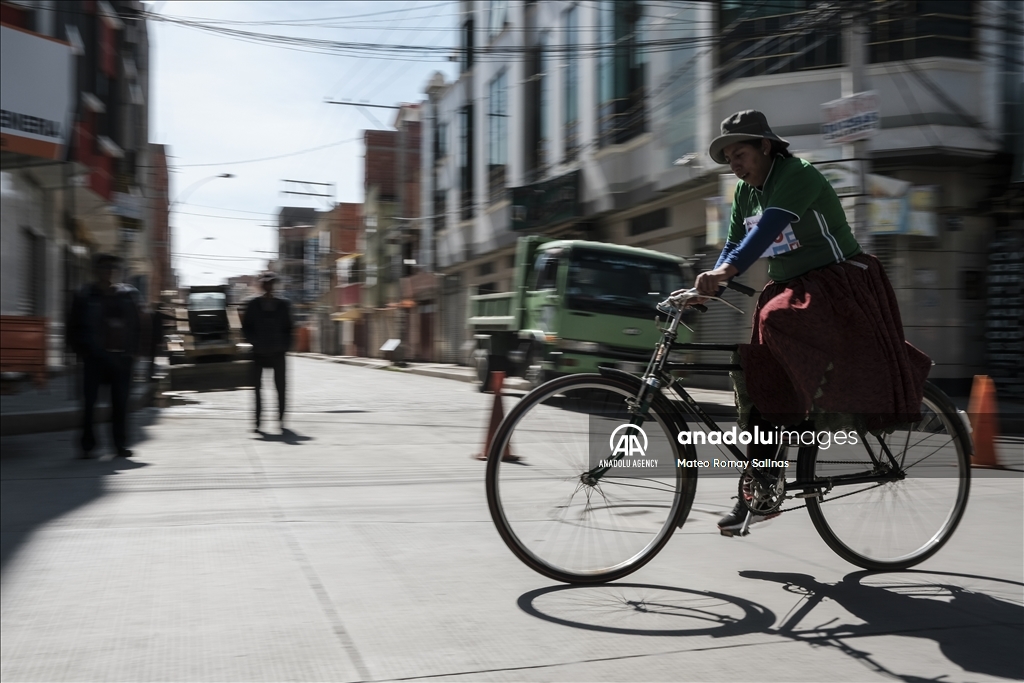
(174, 136, 363, 168)
(157, 2, 458, 27)
(174, 210, 268, 222)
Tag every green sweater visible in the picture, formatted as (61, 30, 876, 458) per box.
(727, 156, 862, 281)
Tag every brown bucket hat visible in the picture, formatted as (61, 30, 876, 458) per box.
(708, 110, 790, 165)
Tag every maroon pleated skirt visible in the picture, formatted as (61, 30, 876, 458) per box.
(736, 253, 932, 432)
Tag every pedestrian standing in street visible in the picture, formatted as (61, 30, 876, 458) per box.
(242, 271, 294, 433)
(67, 254, 142, 459)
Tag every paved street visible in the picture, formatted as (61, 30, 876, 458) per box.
(2, 356, 1021, 682)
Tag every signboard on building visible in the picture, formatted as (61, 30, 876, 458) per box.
(111, 191, 147, 221)
(985, 229, 1024, 400)
(866, 175, 939, 237)
(821, 91, 880, 145)
(816, 160, 863, 197)
(511, 170, 581, 231)
(905, 186, 940, 237)
(0, 24, 74, 160)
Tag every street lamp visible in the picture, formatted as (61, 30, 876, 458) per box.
(173, 173, 235, 206)
(182, 236, 215, 253)
(170, 173, 234, 286)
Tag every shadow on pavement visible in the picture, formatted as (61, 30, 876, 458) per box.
(517, 570, 1022, 681)
(740, 569, 1024, 682)
(517, 583, 776, 637)
(256, 427, 313, 445)
(0, 409, 158, 577)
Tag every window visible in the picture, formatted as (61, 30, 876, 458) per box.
(563, 5, 579, 161)
(188, 292, 226, 311)
(717, 1, 843, 87)
(718, 2, 975, 87)
(628, 207, 669, 236)
(460, 105, 475, 220)
(533, 251, 561, 290)
(462, 18, 475, 72)
(488, 0, 508, 39)
(435, 120, 448, 160)
(433, 189, 447, 235)
(488, 71, 509, 201)
(597, 1, 646, 147)
(663, 3, 700, 163)
(566, 249, 685, 320)
(539, 33, 550, 168)
(525, 34, 550, 181)
(868, 1, 974, 63)
(21, 229, 45, 316)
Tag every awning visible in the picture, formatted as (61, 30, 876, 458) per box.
(331, 308, 362, 322)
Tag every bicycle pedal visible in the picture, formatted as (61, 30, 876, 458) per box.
(719, 527, 750, 538)
(795, 490, 822, 499)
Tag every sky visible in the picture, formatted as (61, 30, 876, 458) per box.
(148, 1, 460, 287)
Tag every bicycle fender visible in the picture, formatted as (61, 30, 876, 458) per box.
(597, 366, 643, 384)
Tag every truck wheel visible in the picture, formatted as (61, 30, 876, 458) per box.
(524, 345, 546, 389)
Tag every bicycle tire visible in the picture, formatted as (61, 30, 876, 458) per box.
(799, 381, 971, 570)
(485, 373, 697, 584)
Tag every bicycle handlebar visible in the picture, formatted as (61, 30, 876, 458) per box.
(724, 280, 757, 297)
(658, 278, 756, 317)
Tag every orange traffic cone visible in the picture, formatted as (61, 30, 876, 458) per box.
(967, 375, 1002, 468)
(474, 371, 519, 462)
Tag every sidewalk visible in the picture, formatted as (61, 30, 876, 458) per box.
(0, 372, 157, 437)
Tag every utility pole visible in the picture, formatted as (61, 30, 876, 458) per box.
(843, 7, 871, 255)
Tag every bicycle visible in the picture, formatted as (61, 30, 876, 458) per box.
(484, 281, 971, 584)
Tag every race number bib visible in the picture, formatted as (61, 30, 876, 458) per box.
(745, 214, 801, 258)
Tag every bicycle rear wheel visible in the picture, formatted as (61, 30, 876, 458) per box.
(485, 374, 695, 584)
(799, 382, 971, 570)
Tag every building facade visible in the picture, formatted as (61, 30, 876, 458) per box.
(422, 0, 722, 367)
(422, 0, 1023, 397)
(1, 0, 156, 375)
(361, 106, 425, 361)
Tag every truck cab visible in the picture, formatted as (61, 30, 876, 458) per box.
(470, 237, 692, 389)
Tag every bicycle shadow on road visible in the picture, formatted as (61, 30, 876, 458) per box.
(740, 569, 1024, 682)
(517, 582, 776, 637)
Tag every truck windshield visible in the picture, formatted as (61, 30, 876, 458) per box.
(566, 249, 685, 318)
(188, 292, 227, 311)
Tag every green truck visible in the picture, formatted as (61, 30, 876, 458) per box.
(165, 285, 250, 365)
(469, 236, 693, 389)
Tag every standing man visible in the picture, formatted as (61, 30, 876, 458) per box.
(68, 254, 141, 459)
(242, 271, 294, 433)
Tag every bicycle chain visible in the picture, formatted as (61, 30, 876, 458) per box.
(744, 462, 895, 514)
(773, 478, 891, 514)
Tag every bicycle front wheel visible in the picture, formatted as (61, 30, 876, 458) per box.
(800, 382, 971, 570)
(485, 374, 695, 584)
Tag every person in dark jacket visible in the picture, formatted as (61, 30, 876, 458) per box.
(67, 254, 142, 459)
(242, 271, 294, 432)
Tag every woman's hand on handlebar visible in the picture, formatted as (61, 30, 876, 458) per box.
(667, 288, 707, 308)
(694, 264, 739, 297)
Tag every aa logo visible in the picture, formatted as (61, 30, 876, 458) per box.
(609, 424, 648, 457)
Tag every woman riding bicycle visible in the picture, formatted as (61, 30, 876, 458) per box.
(694, 110, 932, 534)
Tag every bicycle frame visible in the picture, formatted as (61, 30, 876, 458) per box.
(583, 287, 907, 498)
